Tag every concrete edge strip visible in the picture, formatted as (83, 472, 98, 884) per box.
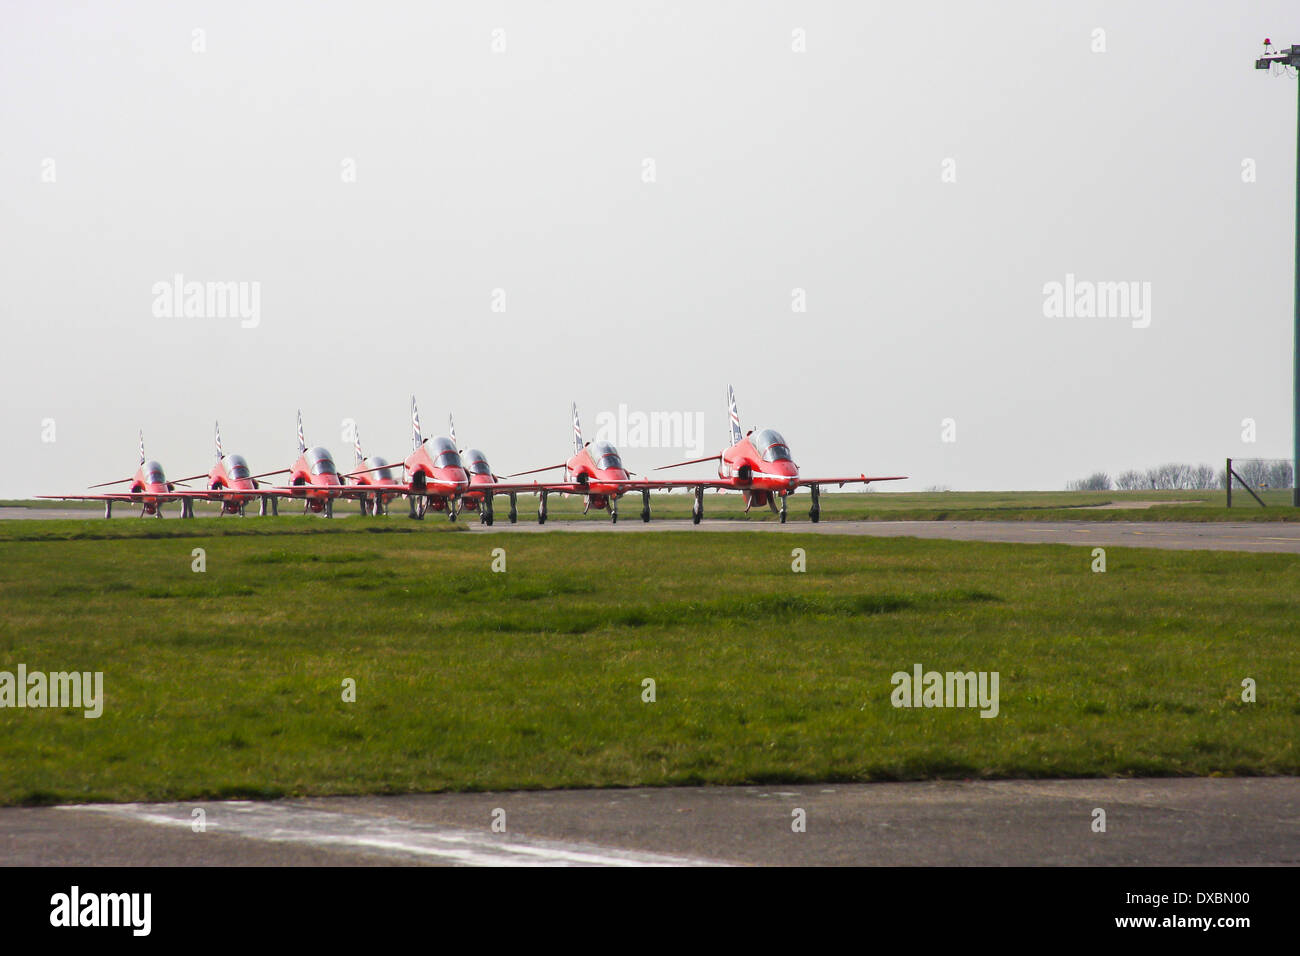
(62, 802, 724, 868)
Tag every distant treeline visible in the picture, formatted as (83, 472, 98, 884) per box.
(1067, 460, 1295, 492)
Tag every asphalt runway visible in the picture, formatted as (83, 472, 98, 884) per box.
(3, 777, 1294, 866)
(4, 507, 1300, 554)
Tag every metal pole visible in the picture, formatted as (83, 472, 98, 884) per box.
(1294, 78, 1300, 505)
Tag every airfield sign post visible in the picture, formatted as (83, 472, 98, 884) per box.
(1255, 42, 1300, 505)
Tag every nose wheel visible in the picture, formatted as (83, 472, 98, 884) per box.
(779, 493, 787, 524)
(610, 497, 618, 523)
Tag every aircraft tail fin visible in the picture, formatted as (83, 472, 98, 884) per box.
(138, 429, 146, 465)
(727, 385, 743, 446)
(354, 427, 364, 465)
(572, 402, 584, 453)
(215, 421, 224, 461)
(296, 410, 307, 454)
(412, 395, 423, 449)
(449, 414, 458, 451)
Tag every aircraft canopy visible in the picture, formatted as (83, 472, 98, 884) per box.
(752, 429, 793, 463)
(590, 441, 624, 471)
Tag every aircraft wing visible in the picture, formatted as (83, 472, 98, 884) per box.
(800, 475, 908, 487)
(467, 480, 588, 495)
(257, 485, 383, 499)
(595, 474, 909, 490)
(36, 492, 186, 502)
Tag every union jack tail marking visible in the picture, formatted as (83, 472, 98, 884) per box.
(727, 385, 743, 446)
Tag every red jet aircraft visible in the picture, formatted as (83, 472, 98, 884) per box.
(393, 397, 470, 520)
(168, 422, 272, 516)
(446, 414, 521, 525)
(507, 404, 656, 524)
(344, 427, 404, 516)
(649, 386, 907, 523)
(345, 399, 545, 523)
(247, 411, 372, 517)
(38, 431, 196, 518)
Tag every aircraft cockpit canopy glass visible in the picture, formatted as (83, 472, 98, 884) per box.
(752, 429, 793, 463)
(465, 450, 493, 476)
(307, 447, 337, 475)
(367, 457, 394, 481)
(225, 455, 250, 480)
(429, 437, 464, 470)
(590, 441, 624, 471)
(143, 461, 166, 484)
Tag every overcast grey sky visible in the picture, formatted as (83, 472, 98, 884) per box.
(2, 1, 1297, 497)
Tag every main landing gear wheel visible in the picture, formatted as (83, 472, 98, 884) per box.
(538, 490, 548, 525)
(809, 485, 821, 524)
(508, 492, 518, 524)
(641, 489, 651, 523)
(692, 486, 704, 525)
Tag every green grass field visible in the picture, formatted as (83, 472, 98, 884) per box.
(0, 520, 1296, 806)
(5, 486, 1298, 523)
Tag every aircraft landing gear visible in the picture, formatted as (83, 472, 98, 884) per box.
(360, 497, 370, 517)
(104, 501, 113, 519)
(482, 495, 494, 526)
(508, 492, 517, 524)
(449, 499, 457, 522)
(610, 497, 618, 524)
(238, 503, 246, 517)
(779, 493, 787, 524)
(692, 485, 704, 525)
(809, 484, 820, 523)
(538, 490, 548, 525)
(641, 488, 650, 523)
(324, 499, 334, 518)
(180, 498, 194, 519)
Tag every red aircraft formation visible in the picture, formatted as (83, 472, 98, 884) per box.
(40, 389, 905, 524)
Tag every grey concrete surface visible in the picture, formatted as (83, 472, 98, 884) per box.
(4, 777, 1295, 866)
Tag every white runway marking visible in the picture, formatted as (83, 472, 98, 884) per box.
(68, 802, 720, 867)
